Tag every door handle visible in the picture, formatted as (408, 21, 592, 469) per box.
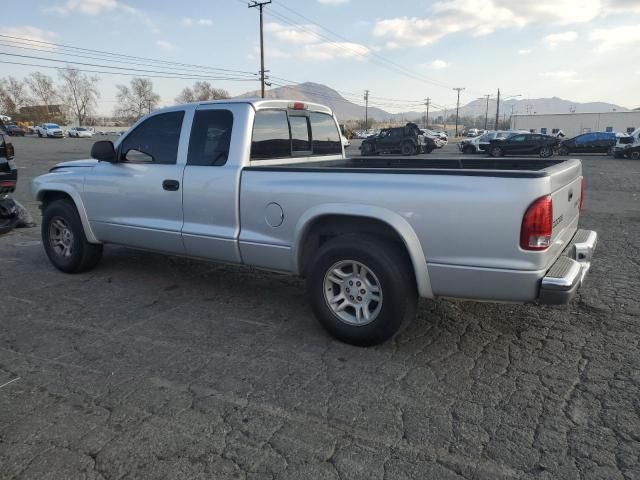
(162, 179, 180, 191)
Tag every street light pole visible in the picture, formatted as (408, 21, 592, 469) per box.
(364, 90, 369, 129)
(483, 94, 490, 130)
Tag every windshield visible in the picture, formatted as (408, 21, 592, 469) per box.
(46, 124, 60, 129)
(76, 127, 87, 131)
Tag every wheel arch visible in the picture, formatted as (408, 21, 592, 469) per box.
(36, 185, 100, 244)
(293, 205, 433, 298)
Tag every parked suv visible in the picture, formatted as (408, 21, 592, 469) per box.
(489, 133, 559, 158)
(557, 132, 617, 156)
(361, 123, 435, 155)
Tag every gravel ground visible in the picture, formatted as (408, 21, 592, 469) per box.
(1, 135, 639, 480)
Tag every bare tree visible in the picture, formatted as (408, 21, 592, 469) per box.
(58, 67, 100, 125)
(25, 72, 59, 114)
(115, 78, 161, 121)
(0, 76, 31, 115)
(175, 81, 229, 104)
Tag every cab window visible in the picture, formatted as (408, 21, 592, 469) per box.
(251, 110, 291, 160)
(188, 109, 233, 166)
(120, 111, 184, 164)
(310, 112, 341, 155)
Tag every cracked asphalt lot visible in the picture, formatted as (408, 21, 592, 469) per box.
(1, 137, 639, 479)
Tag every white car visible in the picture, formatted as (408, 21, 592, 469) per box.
(68, 127, 94, 138)
(36, 123, 64, 138)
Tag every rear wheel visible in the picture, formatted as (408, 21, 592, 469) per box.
(631, 151, 640, 160)
(490, 145, 503, 157)
(557, 146, 569, 156)
(401, 141, 417, 156)
(361, 142, 375, 156)
(540, 145, 553, 158)
(462, 145, 475, 154)
(307, 235, 417, 346)
(42, 199, 103, 273)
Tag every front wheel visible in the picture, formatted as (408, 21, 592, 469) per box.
(557, 146, 569, 156)
(490, 145, 503, 157)
(38, 132, 43, 138)
(401, 141, 417, 156)
(540, 145, 553, 158)
(42, 199, 103, 273)
(306, 235, 417, 346)
(631, 151, 640, 160)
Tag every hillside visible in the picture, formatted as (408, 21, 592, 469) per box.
(236, 83, 628, 122)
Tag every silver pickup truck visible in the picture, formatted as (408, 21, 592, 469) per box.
(32, 99, 597, 346)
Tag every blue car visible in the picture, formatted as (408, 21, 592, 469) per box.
(558, 132, 617, 156)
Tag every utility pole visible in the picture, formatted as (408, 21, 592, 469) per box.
(364, 90, 369, 129)
(453, 87, 465, 137)
(443, 107, 447, 132)
(248, 0, 271, 98)
(483, 94, 490, 130)
(424, 97, 430, 128)
(494, 88, 501, 130)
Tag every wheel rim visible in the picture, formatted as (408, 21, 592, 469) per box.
(541, 147, 551, 157)
(48, 216, 74, 257)
(493, 147, 501, 156)
(323, 260, 383, 326)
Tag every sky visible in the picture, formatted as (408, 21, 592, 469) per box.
(2, 0, 640, 116)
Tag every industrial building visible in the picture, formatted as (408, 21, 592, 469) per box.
(510, 111, 640, 137)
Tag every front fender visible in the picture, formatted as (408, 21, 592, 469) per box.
(32, 174, 100, 244)
(292, 203, 433, 298)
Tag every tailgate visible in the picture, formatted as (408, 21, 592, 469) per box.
(548, 159, 582, 246)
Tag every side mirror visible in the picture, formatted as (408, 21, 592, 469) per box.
(91, 140, 116, 162)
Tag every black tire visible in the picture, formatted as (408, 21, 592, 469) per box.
(557, 146, 569, 156)
(401, 141, 417, 156)
(631, 151, 640, 160)
(539, 145, 553, 158)
(490, 145, 503, 157)
(425, 145, 435, 154)
(42, 199, 103, 273)
(38, 132, 43, 138)
(462, 145, 475, 154)
(306, 234, 417, 346)
(361, 142, 375, 156)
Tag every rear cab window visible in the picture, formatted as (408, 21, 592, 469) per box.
(251, 108, 342, 160)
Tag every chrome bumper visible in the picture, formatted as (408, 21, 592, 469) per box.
(539, 229, 597, 305)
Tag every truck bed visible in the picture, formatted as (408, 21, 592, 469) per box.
(245, 157, 568, 178)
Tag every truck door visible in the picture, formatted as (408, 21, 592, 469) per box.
(181, 104, 242, 263)
(83, 110, 187, 254)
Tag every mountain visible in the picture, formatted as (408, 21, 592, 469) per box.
(236, 82, 395, 122)
(236, 82, 629, 122)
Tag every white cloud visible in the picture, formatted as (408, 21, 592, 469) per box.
(265, 22, 319, 44)
(543, 31, 578, 49)
(430, 59, 449, 69)
(590, 25, 640, 51)
(0, 26, 57, 50)
(518, 48, 532, 54)
(198, 18, 213, 26)
(49, 0, 118, 15)
(156, 40, 175, 51)
(372, 0, 639, 47)
(181, 17, 193, 26)
(539, 71, 584, 83)
(300, 42, 370, 61)
(318, 0, 350, 4)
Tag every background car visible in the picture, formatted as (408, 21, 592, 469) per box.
(489, 133, 558, 158)
(35, 123, 64, 138)
(5, 124, 25, 137)
(557, 132, 617, 156)
(68, 127, 94, 138)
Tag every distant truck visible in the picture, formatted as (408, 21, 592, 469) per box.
(360, 123, 436, 155)
(33, 99, 597, 346)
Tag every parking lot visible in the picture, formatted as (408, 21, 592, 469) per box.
(1, 135, 639, 479)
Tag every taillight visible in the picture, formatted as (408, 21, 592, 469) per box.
(0, 181, 16, 188)
(579, 176, 584, 210)
(520, 196, 553, 251)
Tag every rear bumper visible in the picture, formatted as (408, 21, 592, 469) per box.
(539, 229, 597, 305)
